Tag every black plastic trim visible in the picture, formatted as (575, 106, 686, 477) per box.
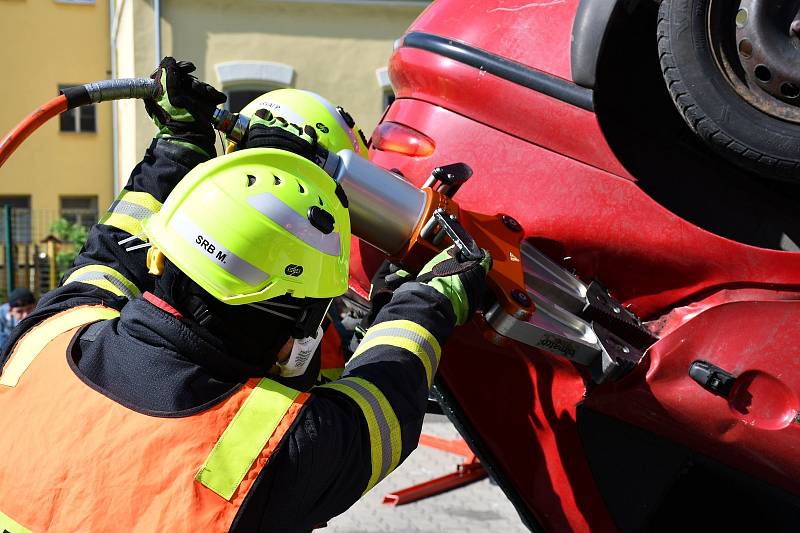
(432, 378, 543, 532)
(401, 31, 595, 112)
(570, 0, 625, 89)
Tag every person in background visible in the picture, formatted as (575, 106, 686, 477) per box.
(0, 287, 36, 349)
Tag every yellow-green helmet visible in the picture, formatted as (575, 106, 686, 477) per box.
(143, 148, 350, 304)
(238, 89, 368, 156)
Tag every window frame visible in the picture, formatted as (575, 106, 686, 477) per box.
(225, 87, 282, 114)
(375, 67, 396, 111)
(0, 196, 32, 244)
(215, 61, 295, 113)
(59, 196, 99, 232)
(58, 84, 97, 133)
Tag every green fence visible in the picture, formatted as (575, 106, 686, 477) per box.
(0, 243, 53, 300)
(0, 207, 89, 301)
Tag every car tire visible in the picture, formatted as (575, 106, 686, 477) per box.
(657, 0, 800, 183)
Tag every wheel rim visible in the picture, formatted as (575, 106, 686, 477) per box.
(708, 0, 800, 123)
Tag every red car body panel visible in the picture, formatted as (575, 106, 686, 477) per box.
(348, 1, 800, 530)
(388, 47, 632, 179)
(370, 99, 800, 316)
(590, 293, 800, 495)
(410, 0, 579, 82)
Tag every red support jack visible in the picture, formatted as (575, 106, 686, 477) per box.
(382, 434, 488, 506)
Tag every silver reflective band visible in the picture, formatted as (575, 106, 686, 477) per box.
(303, 90, 362, 153)
(107, 199, 153, 221)
(248, 192, 341, 257)
(336, 378, 395, 481)
(169, 212, 270, 286)
(69, 270, 139, 300)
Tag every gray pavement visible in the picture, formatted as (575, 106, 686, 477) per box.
(325, 414, 530, 533)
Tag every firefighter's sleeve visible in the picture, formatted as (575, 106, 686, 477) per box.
(0, 140, 207, 366)
(64, 139, 208, 299)
(242, 282, 456, 532)
(53, 138, 205, 305)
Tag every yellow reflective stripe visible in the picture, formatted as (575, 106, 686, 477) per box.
(319, 377, 401, 493)
(98, 212, 142, 237)
(0, 509, 31, 533)
(351, 320, 441, 388)
(356, 336, 434, 387)
(319, 367, 344, 382)
(64, 265, 141, 300)
(0, 306, 120, 388)
(99, 190, 162, 236)
(196, 378, 300, 501)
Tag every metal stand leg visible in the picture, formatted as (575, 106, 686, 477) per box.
(382, 434, 488, 506)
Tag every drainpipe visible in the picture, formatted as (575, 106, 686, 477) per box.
(154, 0, 161, 67)
(108, 0, 157, 196)
(109, 0, 120, 196)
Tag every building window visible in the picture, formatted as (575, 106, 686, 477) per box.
(375, 67, 395, 110)
(58, 85, 96, 133)
(0, 197, 32, 244)
(227, 89, 274, 114)
(215, 61, 295, 113)
(60, 196, 98, 231)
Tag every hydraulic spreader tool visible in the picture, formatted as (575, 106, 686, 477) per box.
(0, 78, 658, 382)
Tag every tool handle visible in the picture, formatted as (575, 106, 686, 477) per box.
(432, 209, 484, 263)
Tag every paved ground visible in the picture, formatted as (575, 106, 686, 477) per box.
(325, 414, 529, 533)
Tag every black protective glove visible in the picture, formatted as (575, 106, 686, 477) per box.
(243, 108, 319, 162)
(144, 57, 227, 158)
(415, 246, 492, 326)
(363, 260, 414, 327)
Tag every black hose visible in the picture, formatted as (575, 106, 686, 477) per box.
(60, 78, 158, 110)
(59, 78, 243, 141)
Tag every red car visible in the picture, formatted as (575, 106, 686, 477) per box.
(350, 0, 800, 531)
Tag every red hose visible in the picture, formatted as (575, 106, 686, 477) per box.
(0, 95, 68, 169)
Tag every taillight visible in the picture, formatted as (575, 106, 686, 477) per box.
(370, 121, 435, 157)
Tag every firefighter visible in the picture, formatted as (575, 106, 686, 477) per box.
(233, 87, 369, 157)
(0, 58, 490, 532)
(232, 88, 373, 383)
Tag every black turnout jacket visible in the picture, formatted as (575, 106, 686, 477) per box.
(0, 139, 456, 532)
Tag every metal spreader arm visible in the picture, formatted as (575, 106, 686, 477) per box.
(486, 240, 657, 383)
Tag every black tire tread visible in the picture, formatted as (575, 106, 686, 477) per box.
(656, 2, 800, 179)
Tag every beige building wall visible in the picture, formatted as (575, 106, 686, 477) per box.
(0, 0, 113, 241)
(114, 0, 428, 186)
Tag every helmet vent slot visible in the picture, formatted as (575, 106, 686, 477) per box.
(298, 182, 305, 193)
(319, 196, 324, 206)
(273, 174, 282, 185)
(247, 174, 257, 187)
